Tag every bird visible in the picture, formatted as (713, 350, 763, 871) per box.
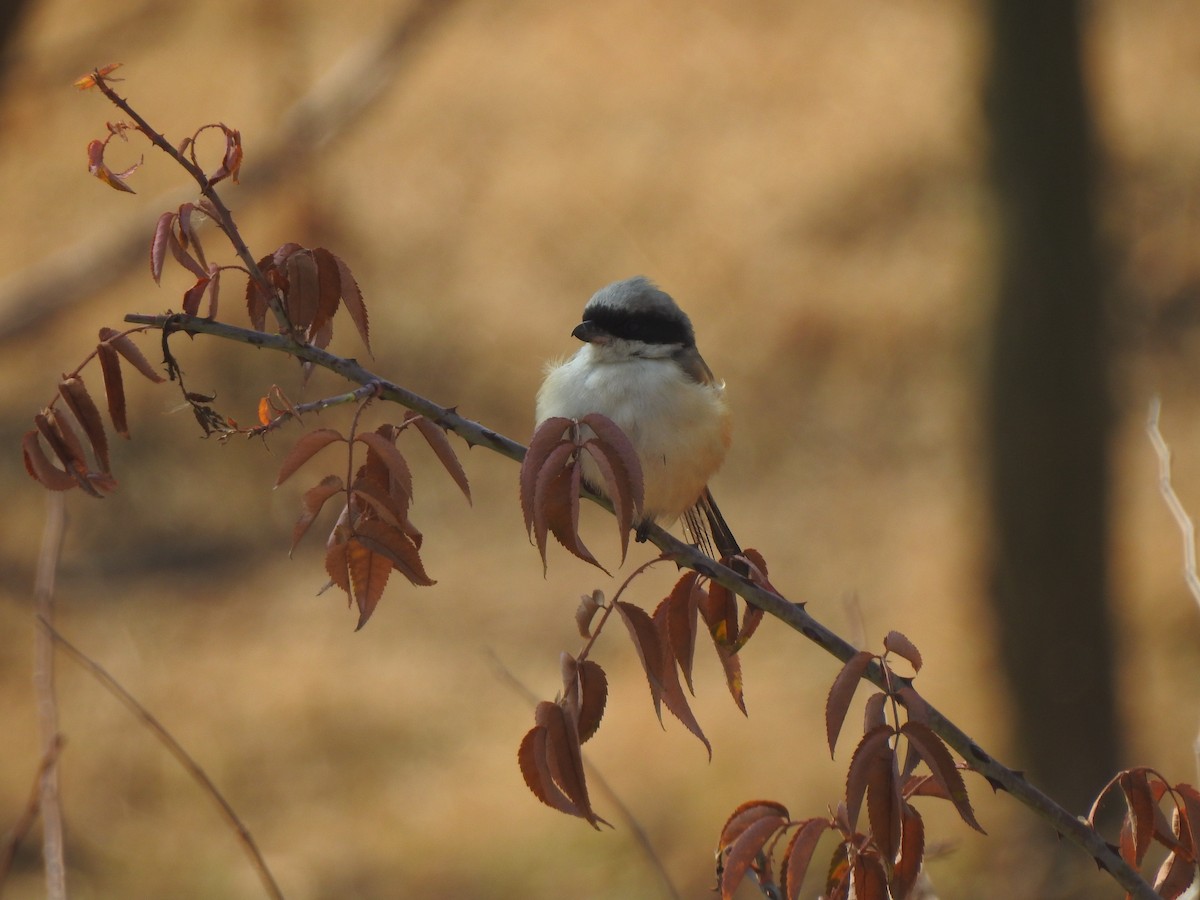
(535, 276, 740, 560)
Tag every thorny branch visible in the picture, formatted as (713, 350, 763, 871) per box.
(123, 311, 1158, 898)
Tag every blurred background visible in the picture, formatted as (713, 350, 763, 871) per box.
(1, 1, 1199, 897)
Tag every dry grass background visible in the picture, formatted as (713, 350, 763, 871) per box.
(1, 1, 1199, 897)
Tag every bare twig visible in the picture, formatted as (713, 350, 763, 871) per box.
(0, 735, 64, 893)
(1145, 395, 1200, 787)
(33, 492, 67, 900)
(122, 311, 1160, 897)
(36, 620, 285, 900)
(485, 648, 683, 900)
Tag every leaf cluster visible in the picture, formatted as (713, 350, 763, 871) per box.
(716, 632, 982, 900)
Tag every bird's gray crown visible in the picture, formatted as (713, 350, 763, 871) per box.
(580, 276, 695, 348)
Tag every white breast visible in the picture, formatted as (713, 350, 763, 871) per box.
(535, 346, 731, 523)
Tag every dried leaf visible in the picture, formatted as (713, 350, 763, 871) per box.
(87, 138, 138, 193)
(711, 639, 747, 715)
(578, 413, 644, 519)
(539, 449, 603, 572)
(246, 257, 272, 332)
(405, 412, 471, 503)
(780, 818, 830, 900)
(851, 852, 889, 900)
(310, 246, 343, 340)
(291, 475, 344, 555)
(285, 249, 320, 338)
(862, 691, 888, 734)
(581, 437, 637, 560)
(518, 724, 580, 818)
(1120, 769, 1156, 866)
(719, 800, 791, 850)
(354, 431, 414, 502)
(663, 571, 702, 692)
(275, 428, 346, 487)
(900, 721, 985, 833)
(520, 416, 572, 534)
(826, 650, 875, 758)
(99, 328, 166, 383)
(845, 724, 894, 832)
(325, 538, 352, 597)
(562, 656, 607, 745)
(651, 596, 711, 757)
(534, 700, 607, 828)
(150, 211, 174, 283)
(166, 222, 208, 280)
(181, 276, 211, 317)
(354, 519, 435, 588)
(345, 536, 391, 629)
(615, 601, 664, 718)
(891, 803, 925, 900)
(574, 590, 603, 638)
(74, 63, 122, 90)
(1154, 838, 1196, 900)
(96, 342, 129, 437)
(332, 252, 371, 355)
(22, 430, 77, 491)
(703, 579, 739, 647)
(883, 631, 923, 673)
(865, 744, 902, 866)
(720, 813, 788, 900)
(59, 375, 110, 473)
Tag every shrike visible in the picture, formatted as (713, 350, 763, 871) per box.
(535, 276, 740, 559)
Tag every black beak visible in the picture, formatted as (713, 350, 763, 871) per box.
(571, 320, 610, 343)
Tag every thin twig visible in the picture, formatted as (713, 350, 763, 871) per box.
(485, 648, 683, 900)
(36, 620, 285, 900)
(33, 492, 67, 900)
(1145, 395, 1200, 787)
(0, 735, 64, 893)
(122, 311, 1161, 898)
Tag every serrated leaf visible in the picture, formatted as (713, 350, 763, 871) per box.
(615, 601, 664, 719)
(562, 656, 607, 745)
(166, 222, 208, 280)
(354, 431, 414, 502)
(891, 803, 925, 900)
(332, 251, 370, 355)
(883, 631, 923, 673)
(534, 700, 607, 828)
(862, 692, 888, 734)
(663, 571, 702, 693)
(845, 724, 894, 832)
(780, 817, 830, 900)
(285, 249, 320, 338)
(865, 743, 902, 866)
(539, 448, 604, 572)
(405, 412, 471, 503)
(1120, 769, 1156, 866)
(851, 852, 889, 900)
(345, 536, 391, 629)
(354, 520, 435, 588)
(275, 428, 346, 487)
(310, 246, 343, 340)
(826, 650, 875, 758)
(651, 596, 711, 757)
(22, 430, 77, 491)
(720, 814, 788, 900)
(719, 800, 791, 850)
(87, 138, 138, 193)
(521, 417, 572, 534)
(181, 276, 211, 317)
(150, 211, 174, 283)
(518, 725, 579, 818)
(581, 436, 637, 561)
(578, 412, 643, 519)
(59, 375, 110, 473)
(1154, 841, 1196, 900)
(900, 721, 985, 833)
(99, 328, 166, 383)
(291, 475, 344, 555)
(325, 538, 352, 597)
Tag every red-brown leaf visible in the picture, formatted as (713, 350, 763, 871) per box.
(826, 650, 875, 758)
(900, 721, 985, 833)
(404, 412, 471, 503)
(719, 800, 791, 850)
(166, 222, 208, 280)
(578, 413, 644, 518)
(87, 138, 138, 193)
(354, 519, 435, 588)
(865, 744, 902, 865)
(615, 601, 664, 718)
(355, 431, 414, 502)
(59, 375, 110, 473)
(275, 428, 346, 487)
(325, 538, 352, 598)
(95, 342, 129, 437)
(540, 451, 604, 572)
(702, 579, 739, 647)
(575, 590, 603, 637)
(565, 657, 607, 744)
(891, 803, 925, 900)
(780, 818, 830, 900)
(650, 597, 711, 757)
(1119, 769, 1156, 866)
(883, 631, 923, 673)
(99, 328, 166, 383)
(720, 813, 788, 900)
(181, 276, 210, 317)
(345, 536, 391, 629)
(150, 211, 174, 283)
(331, 252, 370, 355)
(291, 475, 344, 555)
(581, 436, 638, 560)
(712, 639, 747, 715)
(518, 725, 580, 818)
(22, 431, 76, 491)
(1154, 840, 1196, 900)
(285, 250, 320, 337)
(520, 417, 572, 534)
(851, 852, 889, 900)
(534, 700, 607, 828)
(663, 571, 702, 692)
(309, 247, 343, 340)
(845, 724, 894, 832)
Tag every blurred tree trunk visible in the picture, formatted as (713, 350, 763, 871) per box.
(983, 0, 1120, 824)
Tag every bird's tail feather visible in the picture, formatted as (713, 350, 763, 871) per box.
(683, 488, 741, 564)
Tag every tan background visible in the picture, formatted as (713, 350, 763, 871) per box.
(1, 1, 1199, 897)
